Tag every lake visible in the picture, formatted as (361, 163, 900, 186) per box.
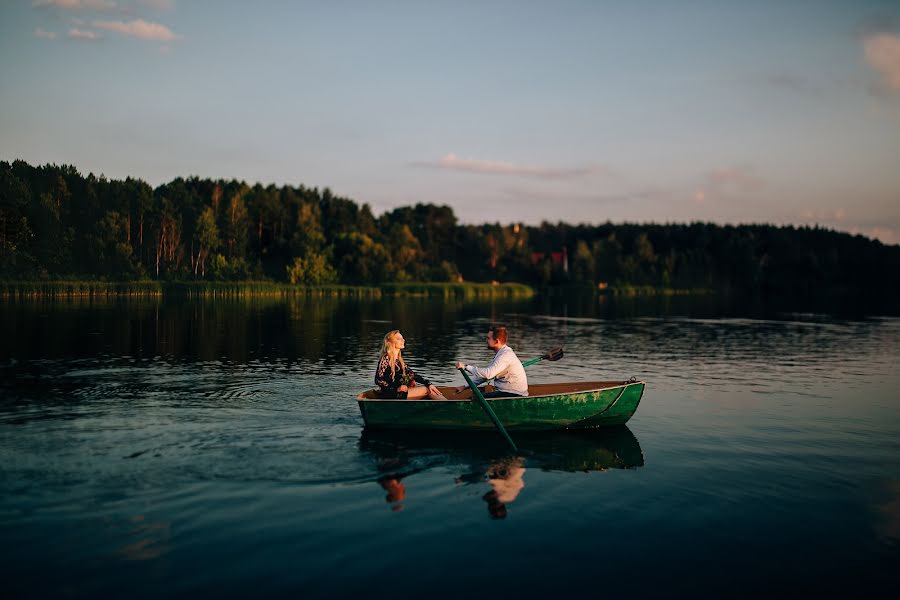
(1, 293, 898, 597)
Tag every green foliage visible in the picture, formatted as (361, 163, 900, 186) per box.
(194, 206, 219, 277)
(209, 254, 253, 281)
(223, 188, 250, 259)
(332, 232, 391, 284)
(286, 252, 337, 285)
(290, 201, 326, 255)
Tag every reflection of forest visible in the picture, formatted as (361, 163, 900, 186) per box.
(3, 292, 894, 366)
(361, 427, 644, 519)
(0, 297, 521, 364)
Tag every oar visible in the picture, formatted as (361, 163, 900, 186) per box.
(458, 367, 518, 454)
(522, 346, 564, 368)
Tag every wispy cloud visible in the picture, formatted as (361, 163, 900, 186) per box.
(864, 33, 900, 94)
(33, 0, 117, 10)
(692, 166, 764, 206)
(414, 153, 608, 179)
(34, 27, 57, 39)
(800, 208, 848, 222)
(93, 18, 178, 41)
(68, 27, 101, 40)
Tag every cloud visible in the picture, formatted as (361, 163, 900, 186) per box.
(800, 208, 848, 222)
(691, 166, 764, 207)
(34, 28, 57, 39)
(33, 0, 117, 9)
(93, 18, 178, 41)
(68, 27, 101, 40)
(863, 33, 900, 94)
(413, 153, 608, 179)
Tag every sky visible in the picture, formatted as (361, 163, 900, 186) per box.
(1, 1, 899, 244)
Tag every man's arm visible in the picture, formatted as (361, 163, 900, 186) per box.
(465, 350, 510, 381)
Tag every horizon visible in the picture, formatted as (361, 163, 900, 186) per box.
(2, 0, 899, 244)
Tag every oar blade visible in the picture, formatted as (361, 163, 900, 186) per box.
(546, 346, 564, 361)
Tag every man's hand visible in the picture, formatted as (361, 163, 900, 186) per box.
(455, 361, 466, 370)
(398, 385, 408, 393)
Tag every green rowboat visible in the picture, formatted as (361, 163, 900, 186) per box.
(356, 380, 644, 431)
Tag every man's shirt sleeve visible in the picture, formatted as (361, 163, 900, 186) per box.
(466, 350, 509, 381)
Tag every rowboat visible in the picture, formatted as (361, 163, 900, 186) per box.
(356, 379, 644, 431)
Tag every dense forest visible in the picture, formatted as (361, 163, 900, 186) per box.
(1, 160, 898, 295)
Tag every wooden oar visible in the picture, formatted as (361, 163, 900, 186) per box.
(458, 367, 518, 453)
(522, 346, 564, 368)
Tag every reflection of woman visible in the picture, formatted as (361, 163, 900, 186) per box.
(375, 330, 446, 399)
(378, 476, 407, 512)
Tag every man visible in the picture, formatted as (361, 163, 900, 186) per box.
(455, 325, 528, 398)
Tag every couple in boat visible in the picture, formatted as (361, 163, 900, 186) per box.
(375, 325, 529, 400)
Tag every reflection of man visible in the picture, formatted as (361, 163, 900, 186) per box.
(483, 458, 526, 520)
(455, 325, 528, 398)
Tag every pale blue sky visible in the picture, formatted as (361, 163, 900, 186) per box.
(2, 0, 899, 243)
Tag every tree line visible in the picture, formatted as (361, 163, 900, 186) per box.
(1, 160, 897, 295)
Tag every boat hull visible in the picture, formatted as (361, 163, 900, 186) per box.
(357, 381, 644, 431)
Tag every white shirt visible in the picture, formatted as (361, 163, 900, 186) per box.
(465, 345, 528, 396)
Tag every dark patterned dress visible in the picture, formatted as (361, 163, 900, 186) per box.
(375, 355, 432, 399)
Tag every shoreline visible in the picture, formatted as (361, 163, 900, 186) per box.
(0, 281, 536, 300)
(0, 281, 715, 300)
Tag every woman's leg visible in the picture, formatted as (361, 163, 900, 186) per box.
(404, 386, 430, 400)
(405, 385, 447, 400)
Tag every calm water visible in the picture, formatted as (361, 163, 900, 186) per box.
(1, 295, 898, 597)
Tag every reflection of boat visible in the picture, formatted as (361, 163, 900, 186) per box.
(358, 426, 644, 474)
(356, 380, 644, 431)
(360, 427, 644, 518)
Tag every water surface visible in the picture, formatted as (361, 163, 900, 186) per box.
(1, 295, 898, 597)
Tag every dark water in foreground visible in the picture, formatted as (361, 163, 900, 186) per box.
(1, 295, 898, 597)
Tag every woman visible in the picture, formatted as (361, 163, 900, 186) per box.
(375, 330, 446, 399)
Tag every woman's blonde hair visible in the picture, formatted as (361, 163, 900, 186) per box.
(379, 329, 406, 378)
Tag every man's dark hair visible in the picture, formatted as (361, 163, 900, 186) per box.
(488, 325, 508, 345)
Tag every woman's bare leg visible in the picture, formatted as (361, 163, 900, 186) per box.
(405, 386, 446, 400)
(405, 386, 430, 400)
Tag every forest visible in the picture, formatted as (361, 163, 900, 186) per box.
(1, 160, 898, 296)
